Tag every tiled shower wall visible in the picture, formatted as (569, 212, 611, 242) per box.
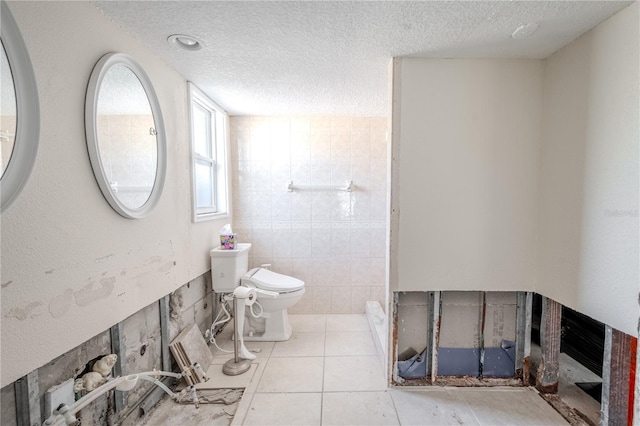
(229, 117, 388, 314)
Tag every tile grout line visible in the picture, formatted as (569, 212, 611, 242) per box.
(455, 389, 484, 426)
(231, 359, 265, 425)
(235, 390, 256, 425)
(387, 388, 403, 425)
(320, 314, 327, 426)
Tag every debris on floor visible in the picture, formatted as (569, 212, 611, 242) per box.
(170, 324, 214, 385)
(175, 388, 243, 405)
(138, 388, 244, 426)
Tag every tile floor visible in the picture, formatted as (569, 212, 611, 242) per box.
(531, 344, 602, 424)
(144, 314, 569, 425)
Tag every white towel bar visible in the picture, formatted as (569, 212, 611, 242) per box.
(286, 181, 355, 192)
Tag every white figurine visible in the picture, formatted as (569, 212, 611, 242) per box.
(92, 354, 117, 377)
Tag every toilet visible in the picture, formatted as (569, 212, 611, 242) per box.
(241, 267, 305, 341)
(210, 243, 305, 342)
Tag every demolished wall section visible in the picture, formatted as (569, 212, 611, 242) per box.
(0, 272, 214, 426)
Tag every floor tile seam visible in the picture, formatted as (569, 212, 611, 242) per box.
(457, 391, 484, 426)
(263, 355, 324, 359)
(322, 354, 382, 358)
(244, 360, 269, 396)
(323, 388, 389, 393)
(386, 385, 406, 426)
(250, 357, 272, 387)
(253, 390, 325, 394)
(320, 390, 393, 394)
(269, 354, 327, 358)
(321, 317, 327, 426)
(322, 330, 328, 390)
(234, 388, 257, 426)
(447, 387, 532, 393)
(323, 353, 379, 357)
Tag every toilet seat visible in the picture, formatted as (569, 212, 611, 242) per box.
(244, 268, 305, 293)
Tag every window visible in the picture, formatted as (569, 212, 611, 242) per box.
(188, 83, 229, 221)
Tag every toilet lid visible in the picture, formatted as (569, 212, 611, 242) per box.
(250, 268, 305, 292)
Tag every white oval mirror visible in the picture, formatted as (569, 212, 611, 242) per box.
(0, 2, 40, 212)
(85, 53, 166, 219)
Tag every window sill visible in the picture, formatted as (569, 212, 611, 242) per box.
(193, 211, 229, 223)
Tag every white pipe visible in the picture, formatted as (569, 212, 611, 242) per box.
(210, 294, 233, 336)
(137, 374, 176, 399)
(187, 385, 199, 408)
(43, 370, 182, 425)
(137, 370, 183, 379)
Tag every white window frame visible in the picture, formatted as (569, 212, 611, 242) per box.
(188, 82, 229, 222)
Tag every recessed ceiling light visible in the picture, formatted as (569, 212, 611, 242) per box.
(511, 23, 539, 39)
(167, 34, 203, 51)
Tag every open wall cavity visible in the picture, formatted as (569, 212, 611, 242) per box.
(392, 291, 636, 425)
(0, 273, 214, 426)
(393, 291, 529, 386)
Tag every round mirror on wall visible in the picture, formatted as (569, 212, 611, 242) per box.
(85, 53, 166, 219)
(1, 41, 17, 178)
(0, 1, 40, 212)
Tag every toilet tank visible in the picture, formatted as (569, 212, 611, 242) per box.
(210, 243, 251, 293)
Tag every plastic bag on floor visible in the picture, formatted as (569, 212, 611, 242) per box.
(397, 348, 427, 379)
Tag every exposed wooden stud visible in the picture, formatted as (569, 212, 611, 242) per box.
(110, 321, 127, 413)
(478, 291, 487, 379)
(431, 291, 441, 384)
(637, 294, 640, 426)
(15, 370, 40, 426)
(425, 291, 434, 378)
(536, 296, 561, 393)
(515, 292, 526, 374)
(516, 292, 533, 384)
(601, 326, 632, 425)
(524, 292, 533, 371)
(391, 292, 401, 384)
(630, 337, 637, 426)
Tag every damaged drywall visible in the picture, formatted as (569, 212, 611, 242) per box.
(1, 0, 229, 388)
(0, 272, 214, 426)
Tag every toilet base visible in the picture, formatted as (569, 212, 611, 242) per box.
(243, 309, 293, 341)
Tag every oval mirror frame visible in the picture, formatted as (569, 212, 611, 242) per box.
(0, 1, 40, 212)
(85, 53, 166, 219)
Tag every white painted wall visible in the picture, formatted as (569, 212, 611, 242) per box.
(391, 4, 638, 337)
(0, 2, 228, 386)
(538, 3, 639, 336)
(391, 58, 542, 293)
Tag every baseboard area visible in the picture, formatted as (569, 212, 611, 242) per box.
(366, 301, 387, 370)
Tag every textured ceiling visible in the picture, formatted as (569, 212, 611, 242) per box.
(93, 1, 632, 116)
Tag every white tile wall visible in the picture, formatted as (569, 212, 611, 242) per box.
(230, 117, 388, 314)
